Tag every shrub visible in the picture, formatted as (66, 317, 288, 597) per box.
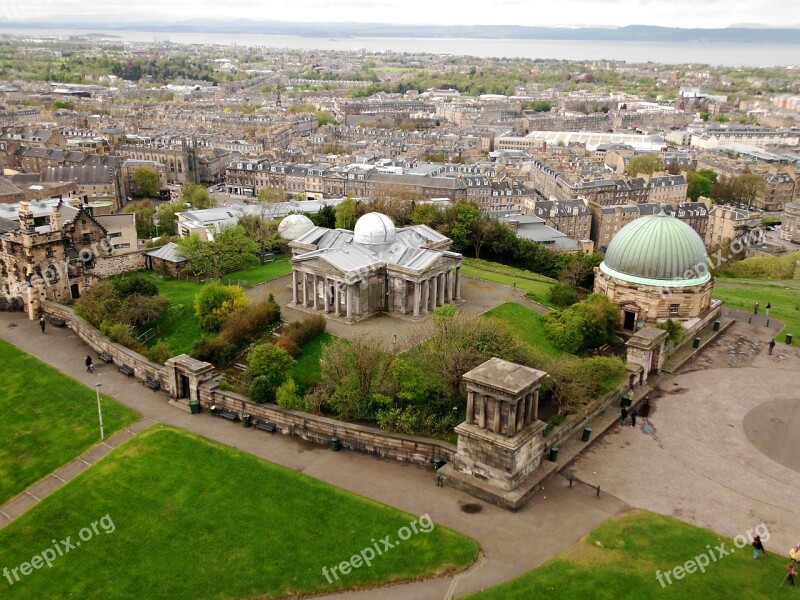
(75, 281, 122, 327)
(190, 337, 238, 366)
(112, 273, 158, 297)
(120, 294, 169, 327)
(275, 378, 306, 410)
(148, 340, 174, 364)
(549, 282, 578, 308)
(195, 282, 248, 332)
(543, 294, 619, 353)
(657, 319, 684, 344)
(275, 335, 301, 357)
(542, 414, 566, 437)
(99, 321, 146, 354)
(284, 314, 327, 347)
(249, 375, 277, 404)
(218, 299, 281, 348)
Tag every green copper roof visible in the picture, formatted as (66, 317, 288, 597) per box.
(600, 210, 711, 287)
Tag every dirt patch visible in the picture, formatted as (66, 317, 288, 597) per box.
(461, 503, 483, 514)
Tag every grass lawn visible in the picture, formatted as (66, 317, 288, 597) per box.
(222, 254, 292, 287)
(484, 303, 563, 357)
(467, 510, 790, 600)
(291, 332, 334, 394)
(0, 339, 139, 505)
(461, 258, 556, 307)
(714, 278, 800, 346)
(0, 427, 478, 599)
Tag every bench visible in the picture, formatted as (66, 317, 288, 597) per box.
(118, 364, 134, 377)
(49, 316, 66, 327)
(217, 409, 238, 422)
(99, 351, 113, 364)
(254, 420, 277, 433)
(144, 377, 161, 391)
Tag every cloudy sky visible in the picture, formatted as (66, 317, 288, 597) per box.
(3, 0, 799, 29)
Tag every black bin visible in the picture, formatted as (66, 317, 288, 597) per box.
(581, 427, 592, 442)
(330, 435, 341, 452)
(242, 414, 252, 428)
(787, 333, 794, 345)
(433, 457, 446, 471)
(549, 447, 559, 462)
(693, 336, 701, 349)
(713, 320, 721, 331)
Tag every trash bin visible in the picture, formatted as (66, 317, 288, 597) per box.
(620, 394, 630, 407)
(713, 320, 721, 332)
(330, 435, 341, 452)
(433, 457, 446, 471)
(787, 333, 794, 345)
(242, 413, 252, 428)
(581, 427, 592, 442)
(549, 447, 559, 462)
(189, 401, 200, 414)
(693, 336, 701, 349)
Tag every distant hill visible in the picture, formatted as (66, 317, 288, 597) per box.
(3, 19, 800, 43)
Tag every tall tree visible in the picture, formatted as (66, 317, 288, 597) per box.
(132, 167, 160, 198)
(624, 154, 664, 177)
(335, 197, 357, 230)
(176, 224, 259, 279)
(181, 183, 215, 209)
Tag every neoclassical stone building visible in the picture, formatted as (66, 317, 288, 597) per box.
(594, 208, 715, 332)
(283, 212, 463, 323)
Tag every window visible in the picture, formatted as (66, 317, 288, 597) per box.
(108, 232, 122, 238)
(114, 243, 130, 249)
(669, 304, 680, 315)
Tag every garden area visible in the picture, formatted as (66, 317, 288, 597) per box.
(0, 339, 139, 505)
(0, 427, 478, 599)
(461, 258, 557, 307)
(714, 278, 800, 346)
(468, 510, 792, 600)
(484, 303, 564, 357)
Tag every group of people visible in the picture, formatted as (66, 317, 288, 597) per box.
(752, 536, 800, 587)
(753, 301, 772, 316)
(620, 406, 638, 427)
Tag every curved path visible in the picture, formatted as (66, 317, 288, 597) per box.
(0, 312, 622, 599)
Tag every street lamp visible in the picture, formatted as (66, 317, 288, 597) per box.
(95, 382, 105, 441)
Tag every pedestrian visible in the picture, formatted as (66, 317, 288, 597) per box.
(769, 339, 776, 355)
(620, 407, 628, 427)
(765, 302, 771, 317)
(630, 407, 638, 428)
(39, 315, 45, 334)
(751, 535, 765, 559)
(754, 301, 760, 315)
(85, 355, 94, 374)
(788, 562, 795, 586)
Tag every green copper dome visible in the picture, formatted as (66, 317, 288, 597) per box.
(599, 210, 711, 287)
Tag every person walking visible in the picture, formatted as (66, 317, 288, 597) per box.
(769, 339, 776, 355)
(39, 315, 46, 334)
(788, 562, 795, 586)
(85, 355, 94, 374)
(754, 301, 760, 315)
(630, 407, 638, 428)
(751, 535, 765, 559)
(766, 302, 771, 317)
(620, 407, 628, 427)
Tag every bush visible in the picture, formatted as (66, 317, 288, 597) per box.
(284, 314, 327, 347)
(542, 414, 566, 437)
(275, 378, 306, 410)
(190, 337, 238, 365)
(218, 299, 281, 348)
(543, 294, 618, 353)
(195, 282, 249, 332)
(657, 319, 684, 344)
(249, 375, 276, 404)
(112, 273, 159, 297)
(549, 282, 578, 307)
(75, 281, 122, 327)
(120, 294, 169, 327)
(275, 335, 301, 357)
(99, 321, 146, 354)
(148, 340, 174, 364)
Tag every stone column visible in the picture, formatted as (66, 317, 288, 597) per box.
(413, 281, 421, 317)
(431, 276, 438, 310)
(421, 280, 428, 315)
(492, 398, 501, 434)
(301, 272, 307, 306)
(508, 403, 518, 437)
(447, 269, 454, 302)
(524, 392, 532, 426)
(323, 278, 330, 313)
(438, 273, 446, 306)
(312, 275, 318, 311)
(533, 389, 540, 422)
(478, 395, 487, 428)
(455, 266, 462, 300)
(346, 284, 353, 320)
(292, 270, 298, 304)
(466, 391, 475, 425)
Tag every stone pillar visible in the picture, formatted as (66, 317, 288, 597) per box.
(447, 269, 454, 302)
(533, 389, 540, 422)
(508, 403, 518, 437)
(438, 273, 446, 306)
(413, 281, 421, 317)
(312, 275, 318, 311)
(323, 278, 330, 313)
(524, 392, 532, 426)
(301, 272, 307, 306)
(431, 276, 438, 309)
(478, 395, 486, 428)
(292, 270, 298, 304)
(421, 280, 428, 315)
(466, 391, 475, 425)
(455, 266, 462, 300)
(346, 284, 353, 319)
(402, 280, 408, 314)
(336, 282, 342, 317)
(492, 398, 501, 434)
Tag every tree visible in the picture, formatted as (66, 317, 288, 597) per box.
(132, 167, 160, 198)
(311, 204, 336, 229)
(123, 201, 156, 238)
(155, 201, 182, 235)
(441, 202, 481, 254)
(335, 197, 357, 230)
(543, 294, 619, 353)
(194, 281, 249, 331)
(238, 215, 282, 258)
(248, 343, 295, 403)
(686, 169, 718, 201)
(732, 173, 766, 209)
(558, 252, 603, 291)
(624, 154, 663, 177)
(181, 183, 215, 209)
(176, 224, 259, 279)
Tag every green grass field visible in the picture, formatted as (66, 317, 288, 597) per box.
(484, 303, 564, 357)
(291, 332, 334, 394)
(221, 255, 292, 287)
(461, 258, 556, 307)
(134, 273, 205, 355)
(714, 278, 800, 346)
(0, 339, 139, 505)
(468, 510, 791, 600)
(0, 427, 478, 599)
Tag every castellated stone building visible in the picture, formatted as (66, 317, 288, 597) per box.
(282, 212, 464, 323)
(594, 207, 715, 332)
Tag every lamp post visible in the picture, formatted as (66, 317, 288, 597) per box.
(95, 382, 104, 441)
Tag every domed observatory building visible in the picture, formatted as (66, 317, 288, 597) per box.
(282, 212, 463, 323)
(594, 207, 717, 332)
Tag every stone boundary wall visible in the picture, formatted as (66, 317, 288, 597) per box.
(197, 383, 456, 466)
(91, 250, 148, 279)
(42, 301, 170, 393)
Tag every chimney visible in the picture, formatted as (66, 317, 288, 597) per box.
(50, 205, 62, 232)
(18, 200, 35, 232)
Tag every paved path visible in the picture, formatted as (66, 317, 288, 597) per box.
(0, 418, 154, 530)
(0, 312, 624, 599)
(573, 321, 800, 555)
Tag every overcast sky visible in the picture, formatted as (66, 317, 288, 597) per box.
(4, 0, 800, 29)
